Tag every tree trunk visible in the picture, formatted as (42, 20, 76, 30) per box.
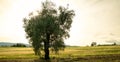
(44, 33, 50, 60)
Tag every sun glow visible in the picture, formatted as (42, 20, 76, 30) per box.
(0, 0, 43, 43)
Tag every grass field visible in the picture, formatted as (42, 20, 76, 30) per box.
(0, 46, 120, 62)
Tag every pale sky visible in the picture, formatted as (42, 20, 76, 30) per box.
(0, 0, 120, 46)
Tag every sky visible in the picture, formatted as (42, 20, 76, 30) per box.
(0, 0, 120, 46)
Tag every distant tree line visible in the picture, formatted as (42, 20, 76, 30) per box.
(97, 43, 117, 46)
(11, 43, 26, 47)
(91, 42, 117, 46)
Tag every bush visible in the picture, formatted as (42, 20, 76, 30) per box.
(91, 42, 97, 46)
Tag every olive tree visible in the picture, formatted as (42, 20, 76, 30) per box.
(23, 1, 75, 60)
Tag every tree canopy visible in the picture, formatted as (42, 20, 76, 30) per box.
(23, 1, 75, 60)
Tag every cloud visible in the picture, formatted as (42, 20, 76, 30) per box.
(93, 32, 120, 44)
(106, 40, 120, 44)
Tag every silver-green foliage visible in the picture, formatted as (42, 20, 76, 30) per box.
(23, 1, 75, 57)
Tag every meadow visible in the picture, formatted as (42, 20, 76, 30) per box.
(0, 46, 120, 62)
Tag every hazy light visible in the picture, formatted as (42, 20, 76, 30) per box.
(0, 0, 120, 46)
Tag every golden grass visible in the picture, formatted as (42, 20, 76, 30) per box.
(0, 46, 120, 59)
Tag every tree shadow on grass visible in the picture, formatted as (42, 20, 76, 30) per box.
(34, 54, 120, 62)
(0, 54, 120, 62)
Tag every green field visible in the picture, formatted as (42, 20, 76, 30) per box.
(0, 46, 120, 62)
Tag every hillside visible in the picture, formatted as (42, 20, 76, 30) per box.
(0, 42, 30, 47)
